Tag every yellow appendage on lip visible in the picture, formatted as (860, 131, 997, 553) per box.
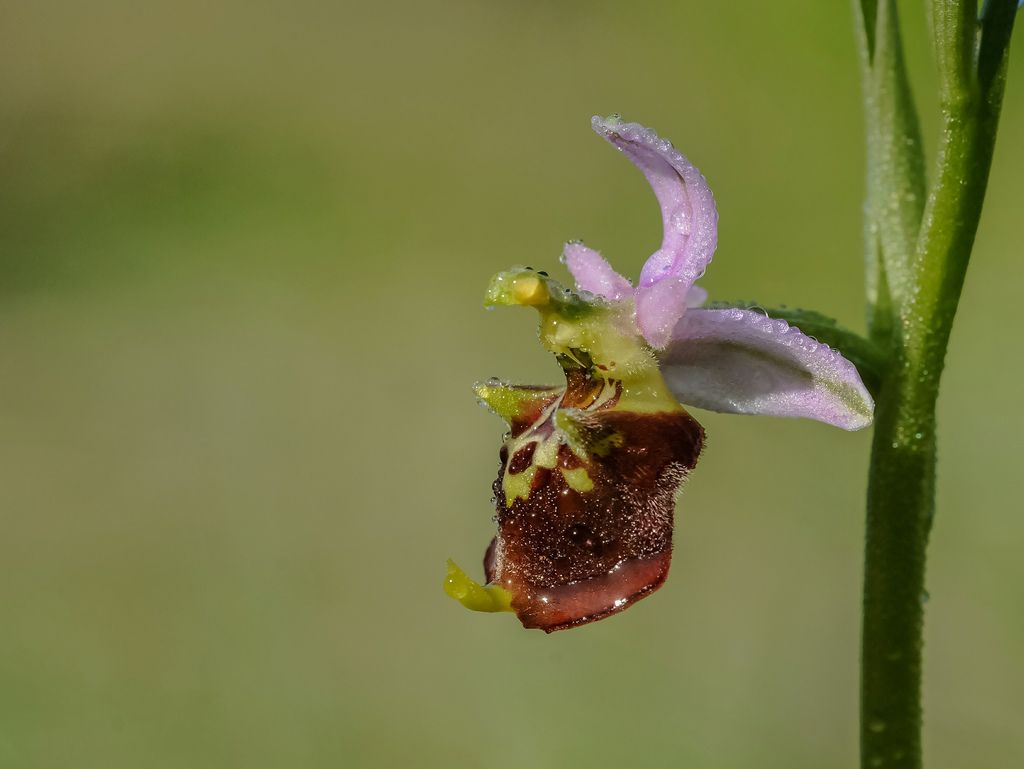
(443, 560, 513, 613)
(561, 467, 595, 493)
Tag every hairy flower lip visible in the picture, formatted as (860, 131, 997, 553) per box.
(474, 351, 704, 632)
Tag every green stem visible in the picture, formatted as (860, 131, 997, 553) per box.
(861, 378, 933, 769)
(858, 3, 1016, 768)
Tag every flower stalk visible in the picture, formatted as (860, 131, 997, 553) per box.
(854, 2, 1017, 767)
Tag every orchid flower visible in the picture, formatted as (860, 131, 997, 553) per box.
(444, 116, 874, 633)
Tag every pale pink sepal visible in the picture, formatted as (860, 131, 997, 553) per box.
(660, 308, 874, 431)
(592, 116, 718, 347)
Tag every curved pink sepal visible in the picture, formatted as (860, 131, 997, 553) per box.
(592, 116, 718, 347)
(561, 241, 633, 301)
(660, 308, 874, 430)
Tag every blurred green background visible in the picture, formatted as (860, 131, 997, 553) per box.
(1, 2, 1021, 768)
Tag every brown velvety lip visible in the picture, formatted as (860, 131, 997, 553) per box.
(510, 551, 672, 633)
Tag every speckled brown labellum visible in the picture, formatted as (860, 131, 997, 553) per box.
(485, 367, 704, 632)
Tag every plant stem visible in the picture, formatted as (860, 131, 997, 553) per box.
(858, 3, 1016, 768)
(861, 374, 933, 769)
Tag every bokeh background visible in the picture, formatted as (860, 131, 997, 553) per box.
(1, 2, 1021, 768)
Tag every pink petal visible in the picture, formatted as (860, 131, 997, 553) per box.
(592, 116, 718, 346)
(561, 241, 633, 301)
(660, 308, 874, 430)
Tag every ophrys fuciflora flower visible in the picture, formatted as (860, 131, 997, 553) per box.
(445, 116, 874, 632)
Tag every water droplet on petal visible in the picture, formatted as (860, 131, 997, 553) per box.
(670, 208, 692, 235)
